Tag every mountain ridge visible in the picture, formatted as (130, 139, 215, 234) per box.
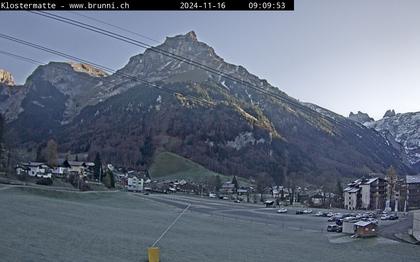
(1, 31, 413, 185)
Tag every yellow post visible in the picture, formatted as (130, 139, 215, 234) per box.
(148, 247, 160, 262)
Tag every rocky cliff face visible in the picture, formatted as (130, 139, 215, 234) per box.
(383, 109, 396, 118)
(1, 31, 412, 183)
(69, 62, 108, 78)
(0, 69, 15, 86)
(365, 111, 420, 171)
(348, 111, 374, 124)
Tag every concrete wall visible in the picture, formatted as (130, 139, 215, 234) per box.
(344, 192, 358, 210)
(412, 211, 420, 241)
(360, 184, 370, 209)
(342, 221, 355, 234)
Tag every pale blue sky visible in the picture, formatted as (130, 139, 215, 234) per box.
(1, 0, 420, 119)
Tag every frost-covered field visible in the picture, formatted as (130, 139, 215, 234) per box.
(1, 187, 419, 262)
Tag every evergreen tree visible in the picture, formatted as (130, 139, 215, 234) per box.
(215, 175, 222, 192)
(140, 136, 154, 165)
(109, 170, 115, 188)
(232, 175, 239, 192)
(36, 143, 46, 162)
(103, 169, 115, 188)
(0, 114, 3, 144)
(0, 114, 3, 163)
(93, 152, 102, 180)
(335, 179, 344, 207)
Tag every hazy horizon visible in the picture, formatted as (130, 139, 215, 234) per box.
(1, 0, 420, 119)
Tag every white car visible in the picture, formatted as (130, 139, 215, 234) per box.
(380, 215, 390, 220)
(277, 208, 288, 213)
(303, 209, 313, 214)
(209, 193, 216, 198)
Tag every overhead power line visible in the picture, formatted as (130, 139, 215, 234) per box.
(0, 50, 43, 65)
(0, 35, 213, 106)
(70, 12, 160, 44)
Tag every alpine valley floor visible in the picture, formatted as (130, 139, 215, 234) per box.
(0, 185, 419, 262)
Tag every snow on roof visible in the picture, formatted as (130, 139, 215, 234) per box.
(344, 187, 360, 193)
(67, 161, 86, 166)
(406, 175, 420, 184)
(354, 221, 374, 227)
(364, 178, 378, 184)
(26, 162, 46, 167)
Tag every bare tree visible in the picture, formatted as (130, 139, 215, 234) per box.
(44, 139, 58, 167)
(256, 173, 273, 202)
(386, 165, 397, 206)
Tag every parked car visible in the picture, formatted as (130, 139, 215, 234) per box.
(296, 210, 304, 215)
(234, 199, 241, 203)
(381, 214, 391, 220)
(389, 214, 399, 220)
(315, 211, 324, 217)
(303, 209, 313, 214)
(277, 208, 288, 214)
(326, 212, 334, 217)
(327, 224, 341, 232)
(209, 193, 216, 198)
(264, 200, 275, 208)
(361, 217, 378, 224)
(327, 224, 337, 232)
(328, 216, 337, 222)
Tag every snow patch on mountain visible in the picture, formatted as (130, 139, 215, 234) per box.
(365, 111, 420, 166)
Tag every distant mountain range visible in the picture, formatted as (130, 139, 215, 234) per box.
(0, 31, 415, 185)
(348, 110, 420, 172)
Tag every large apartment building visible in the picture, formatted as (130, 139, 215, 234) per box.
(405, 175, 420, 210)
(344, 177, 386, 210)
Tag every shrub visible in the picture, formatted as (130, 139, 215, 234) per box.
(36, 178, 53, 186)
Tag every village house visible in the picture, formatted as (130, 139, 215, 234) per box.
(127, 177, 144, 192)
(62, 160, 95, 176)
(16, 162, 52, 178)
(310, 193, 324, 207)
(220, 181, 235, 194)
(52, 166, 66, 176)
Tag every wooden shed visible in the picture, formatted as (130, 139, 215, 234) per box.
(354, 221, 378, 238)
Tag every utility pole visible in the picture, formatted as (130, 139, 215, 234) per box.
(99, 164, 102, 182)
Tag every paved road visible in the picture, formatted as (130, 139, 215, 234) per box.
(137, 193, 333, 232)
(138, 193, 410, 237)
(379, 213, 413, 241)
